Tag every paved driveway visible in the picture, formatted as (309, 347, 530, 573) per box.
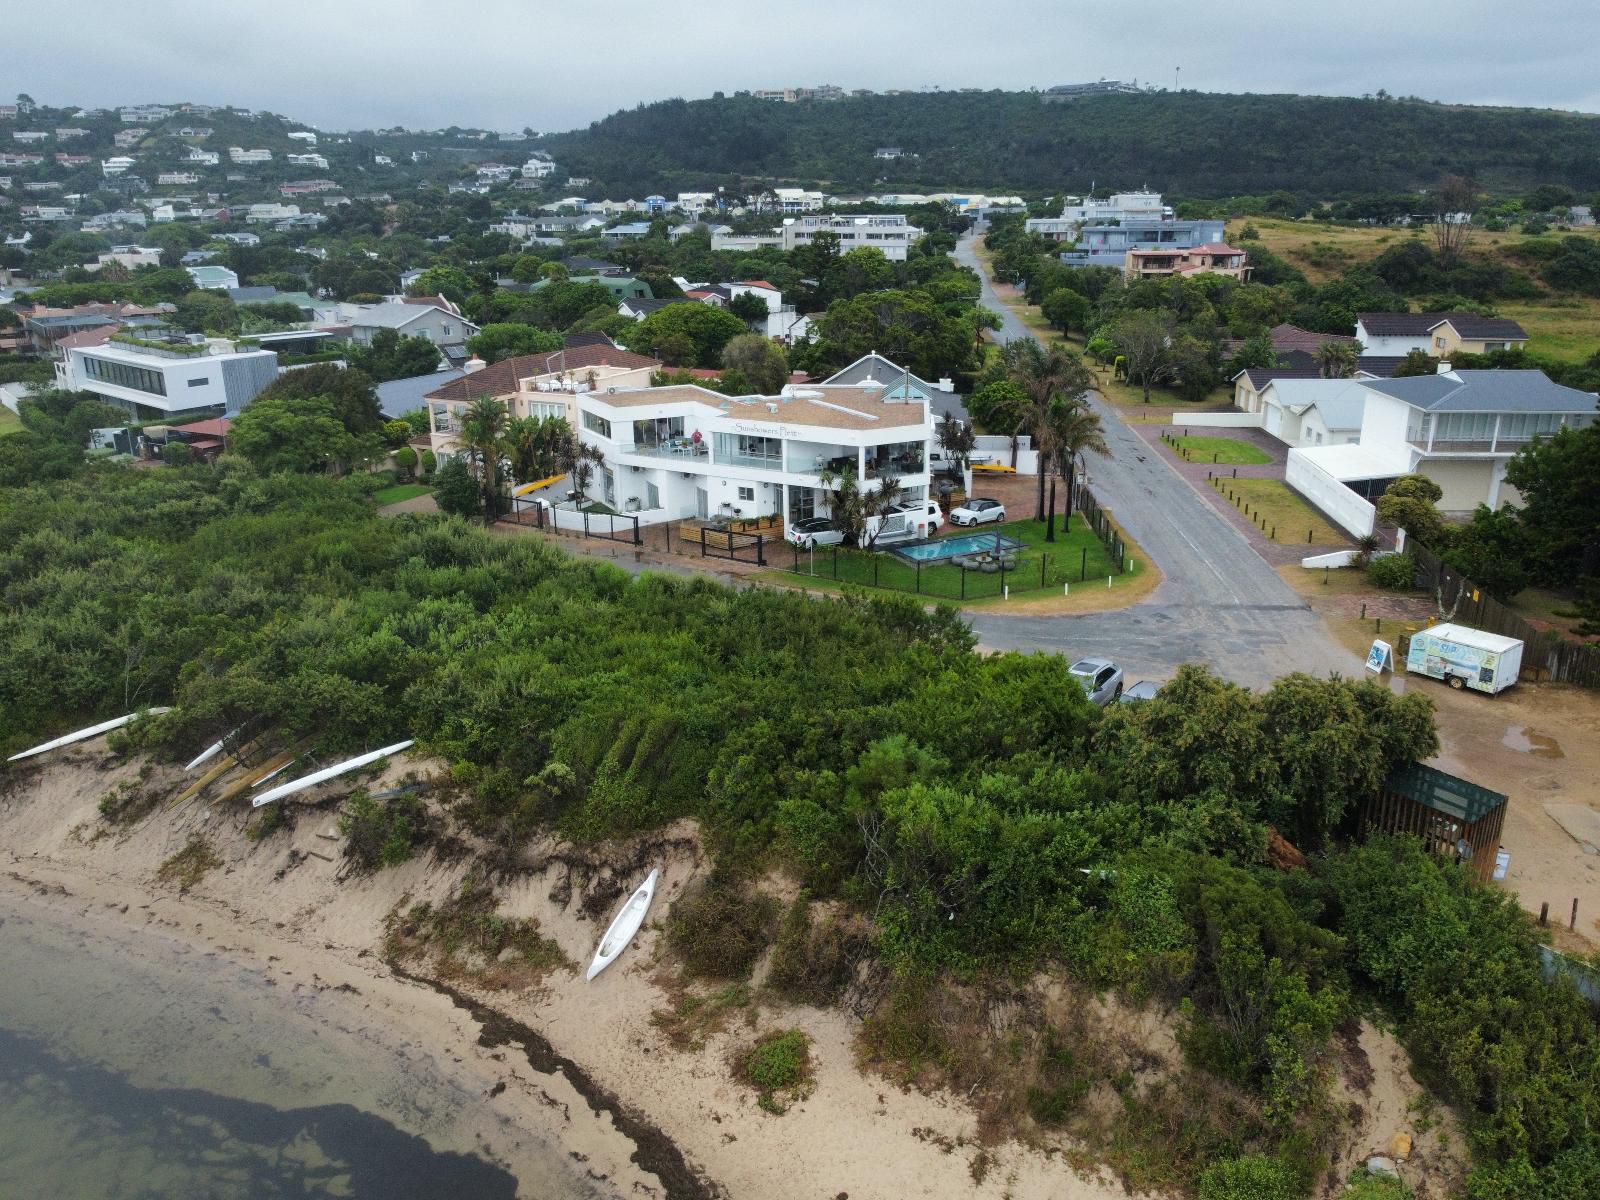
(955, 232, 1362, 687)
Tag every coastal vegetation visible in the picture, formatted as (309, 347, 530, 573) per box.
(2, 453, 1597, 1195)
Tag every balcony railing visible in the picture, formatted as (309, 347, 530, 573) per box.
(1410, 438, 1530, 455)
(718, 450, 784, 471)
(866, 454, 926, 479)
(625, 439, 708, 461)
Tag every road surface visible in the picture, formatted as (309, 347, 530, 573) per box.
(954, 232, 1360, 688)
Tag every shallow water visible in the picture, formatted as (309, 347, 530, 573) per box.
(0, 898, 601, 1199)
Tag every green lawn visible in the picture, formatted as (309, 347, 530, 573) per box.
(1218, 478, 1348, 546)
(1169, 435, 1272, 466)
(372, 483, 432, 506)
(0, 405, 20, 435)
(778, 517, 1141, 600)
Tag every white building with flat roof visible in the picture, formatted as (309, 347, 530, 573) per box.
(780, 213, 923, 261)
(572, 377, 934, 525)
(62, 337, 279, 422)
(1026, 190, 1173, 241)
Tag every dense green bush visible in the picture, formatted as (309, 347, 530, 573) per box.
(1196, 1155, 1300, 1200)
(1367, 553, 1417, 591)
(339, 790, 430, 870)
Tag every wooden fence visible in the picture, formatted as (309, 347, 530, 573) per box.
(1407, 541, 1600, 687)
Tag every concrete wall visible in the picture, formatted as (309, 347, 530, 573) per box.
(1415, 457, 1497, 514)
(1285, 448, 1377, 537)
(1167, 411, 1263, 428)
(1357, 390, 1412, 455)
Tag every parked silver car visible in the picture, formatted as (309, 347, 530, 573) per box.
(1120, 680, 1162, 703)
(949, 498, 1006, 527)
(1069, 657, 1124, 707)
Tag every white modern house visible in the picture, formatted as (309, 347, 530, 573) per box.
(186, 264, 241, 290)
(61, 337, 279, 422)
(1025, 190, 1172, 241)
(1284, 369, 1598, 535)
(1242, 378, 1371, 448)
(572, 377, 935, 525)
(779, 213, 923, 261)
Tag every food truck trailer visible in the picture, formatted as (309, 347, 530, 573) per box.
(1404, 623, 1524, 695)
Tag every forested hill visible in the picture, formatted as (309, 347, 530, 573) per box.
(540, 90, 1600, 199)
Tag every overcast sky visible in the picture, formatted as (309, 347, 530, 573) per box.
(12, 1, 1600, 132)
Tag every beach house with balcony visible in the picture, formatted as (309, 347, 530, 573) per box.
(1284, 369, 1597, 533)
(61, 335, 279, 422)
(571, 376, 934, 525)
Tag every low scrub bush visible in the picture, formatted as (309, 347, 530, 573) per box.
(339, 790, 430, 870)
(1367, 553, 1417, 590)
(739, 1028, 813, 1114)
(666, 874, 778, 980)
(766, 892, 870, 1005)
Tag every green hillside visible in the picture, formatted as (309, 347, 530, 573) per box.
(540, 90, 1600, 199)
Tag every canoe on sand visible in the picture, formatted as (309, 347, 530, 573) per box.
(7, 709, 172, 763)
(586, 869, 658, 982)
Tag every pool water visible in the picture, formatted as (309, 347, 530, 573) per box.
(894, 533, 1026, 562)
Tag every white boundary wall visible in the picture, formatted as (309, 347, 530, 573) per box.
(1167, 411, 1263, 429)
(1285, 448, 1376, 538)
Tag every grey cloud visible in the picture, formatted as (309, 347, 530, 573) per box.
(11, 0, 1600, 131)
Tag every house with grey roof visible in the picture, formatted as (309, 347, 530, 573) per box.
(1354, 312, 1529, 357)
(822, 353, 962, 416)
(1286, 368, 1597, 528)
(344, 301, 480, 351)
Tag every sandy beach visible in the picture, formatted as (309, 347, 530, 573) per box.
(0, 745, 1471, 1199)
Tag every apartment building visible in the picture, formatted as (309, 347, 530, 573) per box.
(1060, 218, 1227, 269)
(780, 213, 923, 261)
(1025, 190, 1172, 241)
(228, 147, 273, 164)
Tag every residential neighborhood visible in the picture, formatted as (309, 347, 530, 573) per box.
(2, 49, 1600, 1200)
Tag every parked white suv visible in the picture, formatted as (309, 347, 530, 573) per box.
(890, 499, 944, 535)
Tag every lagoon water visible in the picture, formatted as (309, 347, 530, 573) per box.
(0, 897, 600, 1199)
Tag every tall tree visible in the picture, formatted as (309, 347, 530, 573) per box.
(457, 397, 510, 518)
(506, 415, 570, 484)
(934, 411, 975, 479)
(1048, 400, 1110, 542)
(1000, 338, 1093, 522)
(1107, 310, 1176, 402)
(558, 428, 606, 506)
(817, 465, 904, 549)
(1430, 174, 1478, 268)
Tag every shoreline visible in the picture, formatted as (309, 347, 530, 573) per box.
(0, 747, 1145, 1200)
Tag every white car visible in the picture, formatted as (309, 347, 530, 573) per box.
(786, 516, 845, 550)
(890, 499, 944, 534)
(949, 498, 1006, 527)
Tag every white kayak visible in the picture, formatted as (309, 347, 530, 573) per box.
(7, 708, 173, 763)
(586, 868, 659, 982)
(184, 734, 232, 772)
(251, 739, 414, 808)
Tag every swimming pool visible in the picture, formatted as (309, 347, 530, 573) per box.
(894, 533, 1026, 562)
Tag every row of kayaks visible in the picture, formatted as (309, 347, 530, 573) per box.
(9, 709, 658, 981)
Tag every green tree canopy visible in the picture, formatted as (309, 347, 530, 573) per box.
(621, 302, 746, 367)
(466, 322, 564, 364)
(346, 328, 443, 382)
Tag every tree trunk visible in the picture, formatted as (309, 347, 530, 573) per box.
(1009, 435, 1018, 469)
(1046, 473, 1057, 542)
(1035, 459, 1047, 522)
(1065, 454, 1077, 518)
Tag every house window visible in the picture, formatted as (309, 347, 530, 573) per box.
(187, 376, 209, 387)
(443, 324, 453, 336)
(646, 481, 660, 509)
(431, 403, 452, 433)
(602, 468, 615, 506)
(738, 486, 755, 502)
(1434, 336, 1446, 349)
(581, 411, 612, 438)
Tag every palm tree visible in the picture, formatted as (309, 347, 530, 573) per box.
(1000, 338, 1093, 523)
(458, 397, 510, 518)
(816, 466, 904, 549)
(557, 430, 605, 507)
(1047, 400, 1110, 542)
(1314, 341, 1358, 379)
(506, 415, 569, 484)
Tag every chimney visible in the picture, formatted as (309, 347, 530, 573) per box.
(938, 377, 954, 393)
(462, 355, 487, 375)
(766, 402, 779, 414)
(1436, 361, 1452, 375)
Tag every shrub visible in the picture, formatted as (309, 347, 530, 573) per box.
(667, 875, 778, 980)
(393, 446, 418, 481)
(431, 456, 480, 517)
(766, 893, 869, 1005)
(338, 790, 430, 870)
(162, 441, 195, 466)
(420, 448, 437, 478)
(1196, 1155, 1300, 1200)
(739, 1029, 813, 1114)
(1367, 553, 1417, 591)
(157, 835, 223, 890)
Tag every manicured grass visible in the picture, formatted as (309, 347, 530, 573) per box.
(1215, 477, 1349, 546)
(778, 517, 1141, 601)
(371, 483, 432, 506)
(1169, 435, 1272, 465)
(0, 404, 22, 434)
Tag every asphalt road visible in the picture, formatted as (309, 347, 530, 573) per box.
(954, 232, 1361, 688)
